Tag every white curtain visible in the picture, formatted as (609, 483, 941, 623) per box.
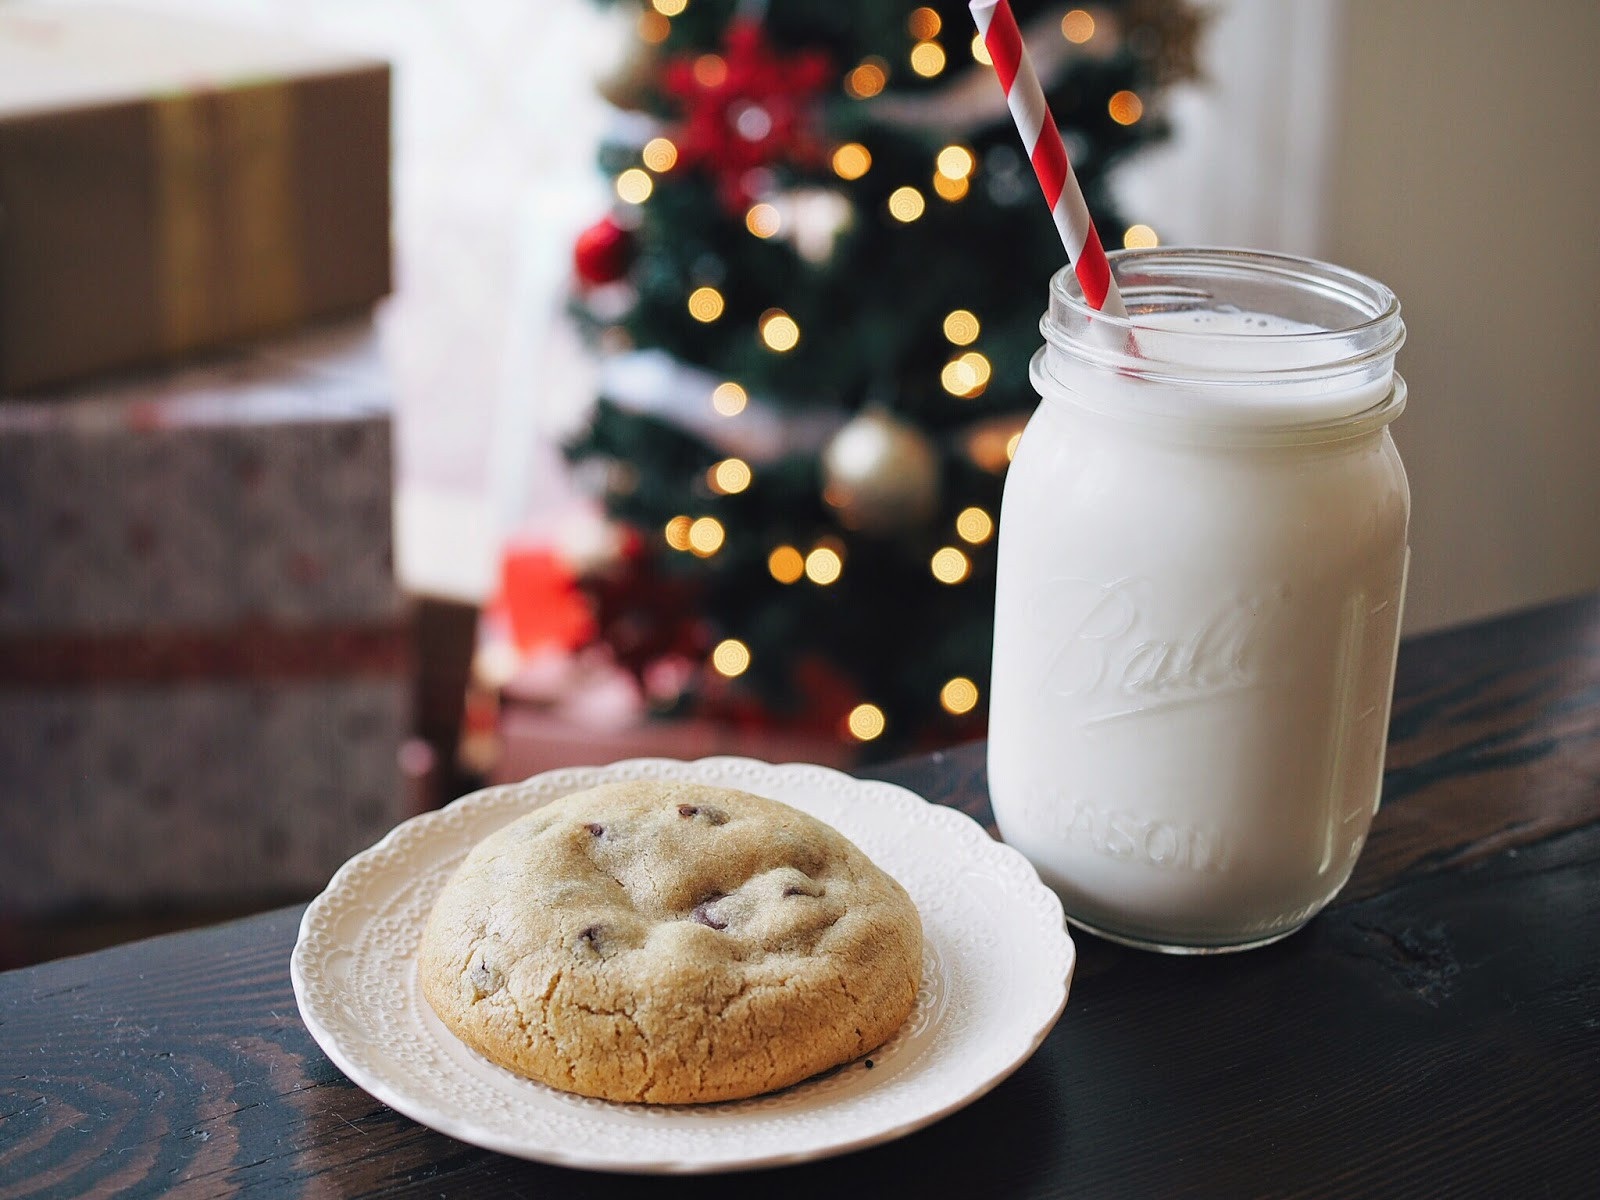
(1115, 0, 1341, 257)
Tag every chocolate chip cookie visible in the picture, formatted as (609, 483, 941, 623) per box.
(418, 779, 923, 1104)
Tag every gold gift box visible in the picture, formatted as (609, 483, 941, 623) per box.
(0, 3, 390, 391)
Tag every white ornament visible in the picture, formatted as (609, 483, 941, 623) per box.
(774, 188, 854, 264)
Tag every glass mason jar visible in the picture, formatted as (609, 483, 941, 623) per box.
(988, 248, 1409, 953)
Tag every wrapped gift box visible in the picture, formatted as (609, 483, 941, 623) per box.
(0, 2, 390, 391)
(0, 324, 416, 914)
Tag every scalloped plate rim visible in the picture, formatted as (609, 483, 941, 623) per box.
(290, 755, 1074, 1174)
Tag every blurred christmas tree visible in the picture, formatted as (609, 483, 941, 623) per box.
(565, 0, 1203, 758)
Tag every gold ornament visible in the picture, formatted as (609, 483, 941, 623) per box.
(821, 410, 941, 534)
(596, 33, 659, 112)
(962, 412, 1030, 474)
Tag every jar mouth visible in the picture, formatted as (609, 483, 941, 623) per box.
(1040, 247, 1407, 429)
(1050, 246, 1402, 348)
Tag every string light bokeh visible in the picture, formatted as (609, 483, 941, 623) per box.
(768, 545, 804, 584)
(642, 137, 677, 172)
(711, 638, 751, 677)
(888, 186, 926, 223)
(710, 381, 747, 416)
(846, 703, 886, 742)
(687, 286, 724, 322)
(758, 309, 800, 352)
(805, 546, 843, 585)
(615, 167, 652, 203)
(844, 58, 887, 99)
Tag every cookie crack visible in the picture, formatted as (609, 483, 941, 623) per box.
(572, 1000, 654, 1101)
(509, 966, 563, 1044)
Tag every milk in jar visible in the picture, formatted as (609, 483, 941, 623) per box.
(988, 248, 1409, 952)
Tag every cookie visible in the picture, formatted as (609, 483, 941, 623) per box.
(418, 779, 923, 1104)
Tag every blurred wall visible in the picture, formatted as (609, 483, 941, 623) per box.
(1325, 0, 1600, 632)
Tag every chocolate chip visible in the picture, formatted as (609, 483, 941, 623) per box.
(865, 1059, 875, 1069)
(584, 823, 604, 837)
(677, 805, 698, 818)
(578, 925, 605, 953)
(677, 804, 729, 825)
(690, 895, 728, 931)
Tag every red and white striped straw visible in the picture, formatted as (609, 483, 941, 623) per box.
(970, 0, 1127, 318)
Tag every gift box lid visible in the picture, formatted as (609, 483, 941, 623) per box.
(0, 322, 403, 636)
(0, 2, 383, 119)
(0, 323, 390, 432)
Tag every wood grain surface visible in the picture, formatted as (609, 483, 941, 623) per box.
(3, 594, 1598, 1199)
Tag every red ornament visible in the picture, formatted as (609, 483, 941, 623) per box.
(661, 20, 833, 212)
(573, 215, 636, 285)
(495, 546, 596, 654)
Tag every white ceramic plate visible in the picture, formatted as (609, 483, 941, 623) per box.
(291, 756, 1074, 1174)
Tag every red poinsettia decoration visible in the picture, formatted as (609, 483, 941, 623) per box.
(661, 19, 833, 212)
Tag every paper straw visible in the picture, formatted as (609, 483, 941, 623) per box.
(970, 0, 1128, 318)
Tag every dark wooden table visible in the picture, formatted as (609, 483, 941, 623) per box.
(4, 594, 1599, 1198)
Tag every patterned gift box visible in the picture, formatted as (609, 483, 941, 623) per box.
(0, 324, 417, 914)
(0, 2, 390, 391)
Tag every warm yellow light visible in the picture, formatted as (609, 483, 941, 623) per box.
(768, 545, 804, 584)
(805, 546, 843, 585)
(956, 506, 994, 544)
(711, 638, 750, 677)
(615, 168, 653, 204)
(710, 457, 752, 494)
(1124, 223, 1159, 249)
(910, 41, 946, 78)
(711, 381, 748, 416)
(968, 422, 1021, 472)
(688, 286, 725, 323)
(909, 6, 941, 39)
(664, 515, 692, 551)
(971, 32, 992, 66)
(651, 0, 686, 16)
(888, 186, 926, 223)
(931, 546, 971, 583)
(642, 137, 678, 172)
(637, 10, 670, 43)
(688, 516, 725, 556)
(759, 309, 800, 352)
(933, 172, 969, 201)
(943, 310, 980, 345)
(1005, 431, 1023, 460)
(745, 203, 781, 238)
(693, 53, 727, 88)
(845, 59, 888, 99)
(832, 142, 872, 180)
(940, 676, 980, 715)
(941, 359, 978, 396)
(959, 351, 992, 387)
(1109, 90, 1144, 126)
(846, 702, 886, 741)
(936, 145, 975, 180)
(1061, 9, 1095, 43)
